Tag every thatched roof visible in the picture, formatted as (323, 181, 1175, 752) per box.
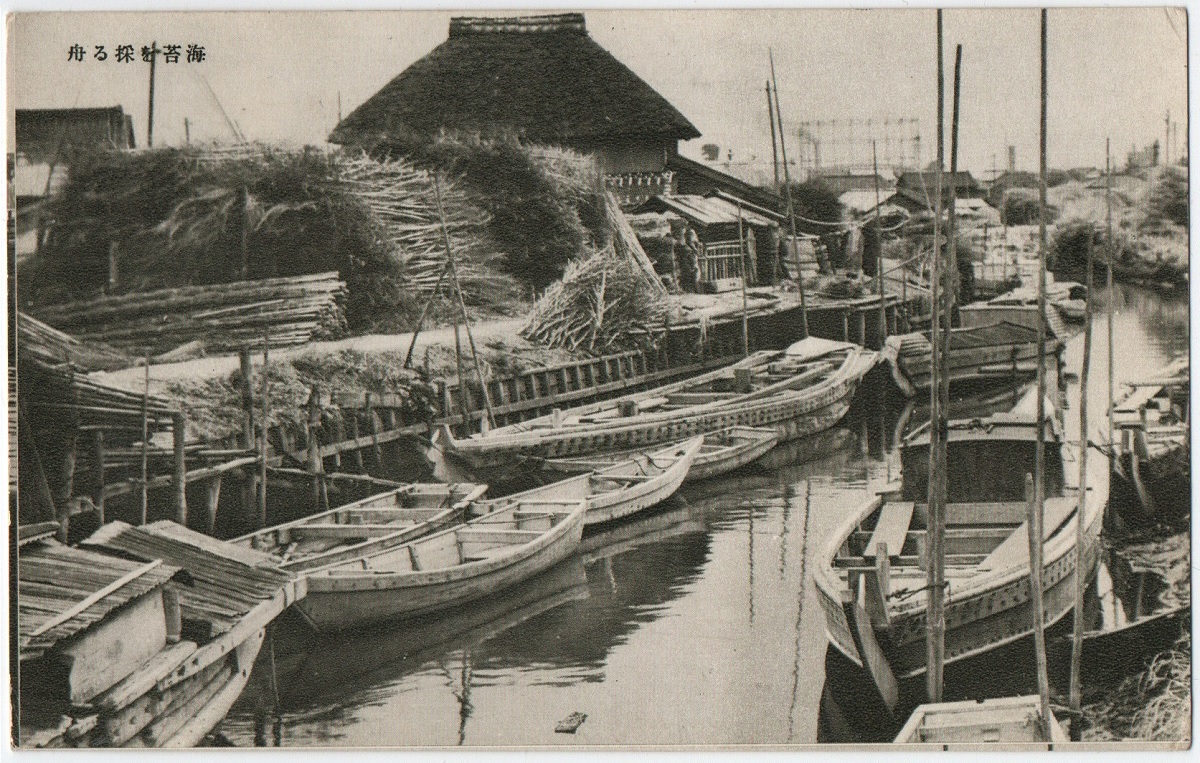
(330, 13, 700, 148)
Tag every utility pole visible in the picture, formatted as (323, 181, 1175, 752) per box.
(146, 41, 159, 147)
(1165, 110, 1171, 166)
(183, 117, 190, 146)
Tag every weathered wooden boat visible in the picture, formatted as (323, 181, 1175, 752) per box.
(814, 396, 1107, 707)
(882, 321, 1061, 398)
(436, 337, 878, 475)
(293, 497, 587, 632)
(894, 696, 1068, 747)
(493, 436, 702, 526)
(539, 426, 778, 484)
(231, 482, 487, 572)
(18, 520, 303, 748)
(1108, 357, 1189, 533)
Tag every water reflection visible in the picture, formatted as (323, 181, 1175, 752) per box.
(214, 284, 1186, 747)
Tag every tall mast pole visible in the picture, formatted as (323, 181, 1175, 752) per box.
(1106, 139, 1115, 450)
(767, 81, 781, 190)
(925, 8, 947, 704)
(770, 49, 810, 338)
(873, 141, 887, 343)
(1029, 7, 1053, 737)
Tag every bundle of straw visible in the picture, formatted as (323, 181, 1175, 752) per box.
(521, 243, 668, 355)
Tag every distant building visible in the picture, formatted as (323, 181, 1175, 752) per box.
(812, 170, 894, 196)
(329, 12, 700, 202)
(889, 170, 985, 214)
(12, 106, 137, 261)
(667, 154, 787, 215)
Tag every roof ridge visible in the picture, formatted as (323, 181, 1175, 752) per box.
(449, 13, 587, 36)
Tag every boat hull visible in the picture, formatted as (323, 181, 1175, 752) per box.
(294, 507, 586, 632)
(445, 349, 876, 471)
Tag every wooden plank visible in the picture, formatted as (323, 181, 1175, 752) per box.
(93, 640, 199, 713)
(863, 502, 914, 561)
(289, 523, 418, 540)
(56, 592, 169, 705)
(842, 591, 898, 712)
(976, 498, 1076, 572)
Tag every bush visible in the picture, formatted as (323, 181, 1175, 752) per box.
(1002, 190, 1058, 226)
(1144, 167, 1188, 229)
(1050, 218, 1136, 278)
(787, 179, 843, 236)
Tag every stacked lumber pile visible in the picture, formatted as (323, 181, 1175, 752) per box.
(17, 312, 134, 372)
(30, 273, 347, 355)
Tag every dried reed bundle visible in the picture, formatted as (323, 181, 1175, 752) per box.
(521, 243, 667, 355)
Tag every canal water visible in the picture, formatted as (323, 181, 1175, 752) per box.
(216, 283, 1188, 747)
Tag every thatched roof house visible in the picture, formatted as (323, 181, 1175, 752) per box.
(330, 13, 700, 178)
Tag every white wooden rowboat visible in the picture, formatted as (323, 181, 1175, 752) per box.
(489, 436, 703, 526)
(437, 337, 877, 474)
(814, 397, 1108, 707)
(231, 482, 487, 572)
(895, 695, 1068, 748)
(539, 426, 778, 484)
(293, 497, 586, 632)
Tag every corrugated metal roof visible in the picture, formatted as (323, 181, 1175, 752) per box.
(636, 194, 777, 228)
(81, 521, 294, 636)
(19, 539, 180, 662)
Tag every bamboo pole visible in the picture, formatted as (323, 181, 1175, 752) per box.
(1022, 471, 1052, 724)
(736, 199, 750, 358)
(140, 353, 150, 526)
(435, 175, 495, 432)
(307, 385, 324, 512)
(1106, 139, 1116, 450)
(91, 430, 105, 526)
(172, 411, 187, 525)
(766, 81, 781, 190)
(872, 141, 887, 346)
(258, 335, 270, 528)
(924, 7, 947, 704)
(402, 260, 451, 369)
(1031, 7, 1053, 737)
(769, 49, 810, 338)
(1069, 213, 1096, 739)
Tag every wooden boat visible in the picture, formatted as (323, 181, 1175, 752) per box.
(436, 337, 878, 475)
(18, 520, 303, 748)
(492, 436, 702, 526)
(814, 395, 1108, 706)
(231, 482, 487, 572)
(882, 321, 1061, 398)
(895, 696, 1068, 747)
(538, 426, 778, 484)
(293, 497, 587, 632)
(1108, 357, 1189, 532)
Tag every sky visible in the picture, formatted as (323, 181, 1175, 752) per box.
(8, 8, 1189, 178)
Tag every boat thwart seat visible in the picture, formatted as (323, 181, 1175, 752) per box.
(864, 501, 915, 561)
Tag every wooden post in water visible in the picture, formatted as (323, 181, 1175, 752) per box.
(872, 141, 887, 346)
(259, 337, 270, 528)
(924, 7, 947, 704)
(1069, 210, 1096, 739)
(239, 348, 255, 449)
(736, 199, 750, 358)
(140, 353, 150, 526)
(107, 241, 119, 293)
(171, 411, 187, 526)
(1031, 8, 1053, 737)
(770, 49, 810, 338)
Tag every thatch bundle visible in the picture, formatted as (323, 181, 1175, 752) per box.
(24, 144, 517, 333)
